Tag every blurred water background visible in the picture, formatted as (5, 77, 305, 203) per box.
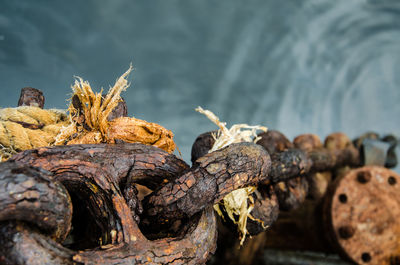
(1, 0, 399, 168)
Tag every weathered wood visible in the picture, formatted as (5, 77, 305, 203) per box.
(0, 161, 72, 242)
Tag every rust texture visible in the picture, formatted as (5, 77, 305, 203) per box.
(12, 143, 188, 190)
(0, 143, 219, 264)
(308, 147, 359, 173)
(191, 130, 281, 265)
(256, 130, 358, 185)
(106, 97, 128, 121)
(192, 130, 360, 219)
(268, 149, 312, 183)
(1, 113, 394, 265)
(293, 133, 322, 152)
(11, 143, 189, 246)
(262, 133, 400, 265)
(257, 131, 360, 179)
(323, 166, 400, 265)
(208, 185, 279, 265)
(191, 129, 360, 235)
(191, 130, 216, 164)
(293, 134, 327, 202)
(324, 132, 352, 150)
(18, 87, 45, 109)
(208, 183, 280, 265)
(142, 142, 272, 232)
(246, 185, 279, 236)
(256, 130, 293, 154)
(73, 207, 216, 265)
(257, 130, 310, 211)
(262, 133, 351, 254)
(0, 222, 76, 265)
(0, 161, 72, 242)
(273, 177, 309, 211)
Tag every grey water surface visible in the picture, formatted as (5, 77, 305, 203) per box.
(0, 0, 399, 166)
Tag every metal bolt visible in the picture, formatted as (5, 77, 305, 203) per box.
(388, 176, 397, 186)
(361, 252, 371, 263)
(357, 171, 372, 184)
(338, 193, 347, 203)
(338, 225, 355, 239)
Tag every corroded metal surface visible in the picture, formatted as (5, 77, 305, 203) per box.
(324, 166, 400, 265)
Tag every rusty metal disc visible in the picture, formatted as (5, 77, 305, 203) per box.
(324, 166, 400, 264)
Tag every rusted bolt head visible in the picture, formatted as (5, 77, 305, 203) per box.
(357, 171, 372, 184)
(338, 225, 356, 239)
(388, 176, 397, 186)
(361, 252, 372, 263)
(338, 193, 347, 203)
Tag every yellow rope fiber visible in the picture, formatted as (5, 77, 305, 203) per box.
(0, 66, 176, 161)
(0, 107, 68, 161)
(196, 106, 267, 245)
(55, 66, 176, 153)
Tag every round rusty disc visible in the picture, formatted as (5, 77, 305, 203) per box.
(324, 166, 400, 264)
